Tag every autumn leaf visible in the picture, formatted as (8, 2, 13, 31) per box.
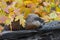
(15, 15, 20, 21)
(0, 16, 7, 23)
(20, 17, 26, 27)
(24, 8, 32, 18)
(56, 7, 60, 12)
(45, 0, 49, 2)
(4, 18, 11, 25)
(0, 25, 4, 32)
(0, 0, 7, 9)
(24, 1, 32, 5)
(4, 0, 9, 2)
(15, 15, 26, 27)
(50, 0, 54, 2)
(3, 7, 9, 13)
(50, 2, 55, 7)
(8, 12, 15, 22)
(15, 0, 23, 4)
(8, 7, 14, 12)
(32, 0, 38, 4)
(49, 11, 57, 19)
(15, 0, 23, 8)
(54, 17, 60, 21)
(0, 8, 7, 17)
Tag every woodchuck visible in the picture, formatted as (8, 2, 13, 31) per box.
(25, 14, 44, 30)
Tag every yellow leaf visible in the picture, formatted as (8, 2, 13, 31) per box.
(15, 15, 26, 27)
(50, 0, 54, 2)
(32, 0, 38, 4)
(54, 17, 60, 20)
(15, 0, 23, 8)
(24, 8, 31, 18)
(56, 7, 60, 12)
(9, 12, 15, 16)
(15, 0, 23, 4)
(45, 0, 49, 2)
(0, 2, 2, 6)
(47, 7, 51, 13)
(24, 1, 32, 5)
(15, 16, 20, 21)
(9, 7, 14, 12)
(9, 12, 15, 22)
(1, 0, 7, 9)
(20, 16, 25, 27)
(20, 7, 25, 14)
(5, 18, 11, 25)
(0, 25, 4, 32)
(49, 12, 57, 19)
(4, 0, 9, 2)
